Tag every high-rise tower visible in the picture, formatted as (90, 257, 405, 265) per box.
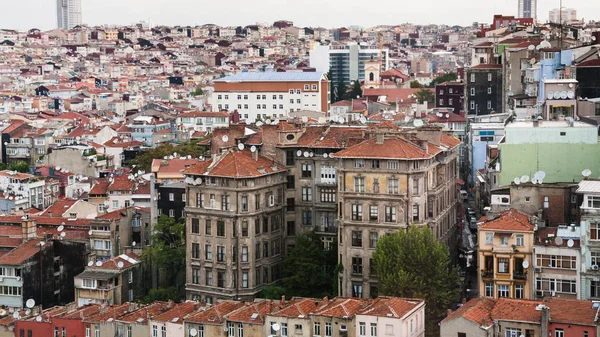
(518, 0, 537, 19)
(56, 0, 82, 29)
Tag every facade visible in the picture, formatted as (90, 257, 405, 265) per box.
(477, 209, 535, 300)
(435, 82, 464, 114)
(176, 111, 229, 132)
(0, 170, 45, 210)
(184, 150, 287, 302)
(56, 0, 82, 29)
(518, 0, 537, 19)
(576, 180, 600, 300)
(466, 65, 503, 115)
(334, 129, 461, 298)
(212, 72, 329, 122)
(157, 183, 186, 220)
(74, 253, 143, 306)
(549, 8, 577, 23)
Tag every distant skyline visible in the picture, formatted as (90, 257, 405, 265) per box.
(1, 0, 596, 31)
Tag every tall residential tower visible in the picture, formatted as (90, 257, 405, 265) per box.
(518, 0, 537, 19)
(57, 0, 82, 29)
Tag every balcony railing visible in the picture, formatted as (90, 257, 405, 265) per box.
(481, 270, 493, 278)
(513, 271, 527, 280)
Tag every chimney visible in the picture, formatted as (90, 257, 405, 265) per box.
(462, 298, 467, 304)
(420, 140, 429, 153)
(280, 295, 285, 305)
(376, 133, 385, 144)
(540, 305, 550, 337)
(21, 216, 37, 242)
(447, 309, 453, 317)
(252, 149, 259, 161)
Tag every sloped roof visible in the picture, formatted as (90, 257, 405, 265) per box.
(270, 298, 321, 318)
(184, 150, 286, 178)
(478, 209, 534, 232)
(185, 301, 245, 324)
(151, 302, 198, 324)
(546, 298, 598, 326)
(215, 72, 324, 82)
(333, 136, 432, 160)
(357, 297, 424, 318)
(442, 297, 496, 326)
(312, 297, 367, 318)
(0, 239, 44, 266)
(491, 298, 542, 323)
(226, 300, 279, 324)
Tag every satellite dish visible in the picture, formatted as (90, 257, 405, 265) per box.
(274, 119, 280, 125)
(339, 117, 346, 124)
(414, 119, 424, 127)
(26, 299, 35, 309)
(12, 312, 19, 319)
(132, 241, 137, 247)
(567, 239, 575, 248)
(520, 175, 529, 183)
(309, 152, 314, 157)
(522, 260, 529, 269)
(221, 135, 229, 142)
(296, 150, 302, 157)
(547, 92, 554, 100)
(301, 116, 308, 123)
(530, 58, 536, 64)
(555, 237, 564, 246)
(272, 323, 281, 332)
(57, 225, 64, 232)
(60, 232, 66, 238)
(528, 45, 535, 50)
(35, 316, 42, 322)
(328, 153, 334, 158)
(87, 261, 93, 267)
(250, 146, 257, 153)
(514, 178, 521, 185)
(189, 328, 198, 337)
(95, 261, 102, 267)
(567, 91, 575, 99)
(237, 143, 245, 151)
(117, 261, 124, 269)
(445, 114, 450, 118)
(173, 152, 178, 158)
(24, 309, 31, 316)
(303, 151, 309, 158)
(359, 116, 367, 124)
(534, 171, 546, 180)
(318, 117, 326, 124)
(195, 178, 203, 185)
(560, 91, 568, 99)
(256, 121, 264, 127)
(245, 119, 252, 125)
(265, 119, 272, 125)
(323, 153, 328, 158)
(583, 169, 592, 177)
(88, 230, 92, 236)
(553, 91, 561, 100)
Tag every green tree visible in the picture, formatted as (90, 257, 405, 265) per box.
(144, 215, 186, 296)
(281, 231, 337, 298)
(191, 86, 204, 96)
(349, 80, 363, 99)
(427, 72, 458, 88)
(8, 161, 29, 173)
(410, 80, 424, 88)
(257, 285, 286, 300)
(415, 89, 435, 105)
(128, 139, 207, 172)
(333, 80, 348, 103)
(142, 287, 182, 303)
(373, 226, 459, 337)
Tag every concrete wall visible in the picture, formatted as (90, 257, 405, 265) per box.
(440, 317, 489, 337)
(505, 124, 598, 144)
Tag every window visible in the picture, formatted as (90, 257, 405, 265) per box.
(537, 254, 577, 269)
(359, 323, 366, 337)
(217, 271, 225, 288)
(470, 88, 475, 96)
(488, 73, 492, 81)
(487, 100, 492, 109)
(412, 204, 419, 222)
(497, 284, 509, 297)
(241, 221, 248, 237)
(82, 279, 96, 289)
(161, 326, 166, 337)
(449, 98, 453, 105)
(238, 324, 244, 337)
(439, 98, 444, 105)
(371, 160, 380, 169)
(555, 329, 564, 337)
(217, 221, 225, 237)
(369, 232, 378, 248)
(301, 163, 312, 178)
(353, 283, 363, 297)
(296, 89, 301, 94)
(470, 73, 475, 82)
(485, 283, 493, 297)
(301, 187, 312, 201)
(217, 246, 225, 262)
(314, 322, 321, 336)
(498, 258, 509, 273)
(192, 243, 200, 259)
(592, 223, 600, 240)
(112, 200, 118, 208)
(591, 281, 600, 297)
(281, 323, 288, 337)
(320, 188, 336, 203)
(505, 328, 522, 337)
(153, 326, 157, 337)
(384, 206, 396, 222)
(355, 159, 365, 168)
(370, 323, 377, 337)
(221, 195, 230, 211)
(352, 257, 363, 274)
(544, 196, 549, 208)
(241, 271, 248, 288)
(412, 178, 419, 194)
(515, 284, 523, 299)
(516, 234, 524, 246)
(302, 210, 312, 226)
(369, 205, 378, 221)
(352, 204, 363, 221)
(470, 101, 475, 110)
(289, 89, 294, 94)
(387, 161, 399, 170)
(325, 323, 332, 337)
(228, 323, 234, 337)
(205, 219, 212, 235)
(352, 231, 363, 247)
(205, 244, 212, 260)
(354, 177, 365, 192)
(487, 87, 492, 94)
(86, 327, 90, 337)
(191, 219, 200, 234)
(286, 175, 295, 189)
(387, 178, 399, 194)
(168, 193, 174, 201)
(485, 232, 493, 244)
(500, 236, 508, 246)
(241, 196, 248, 212)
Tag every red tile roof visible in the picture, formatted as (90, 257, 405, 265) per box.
(470, 64, 503, 69)
(152, 158, 201, 174)
(440, 134, 462, 149)
(270, 298, 321, 318)
(108, 175, 135, 192)
(0, 239, 44, 266)
(185, 301, 245, 324)
(227, 300, 279, 324)
(117, 301, 173, 324)
(88, 252, 140, 271)
(312, 297, 367, 318)
(60, 304, 101, 320)
(546, 298, 597, 325)
(184, 150, 286, 178)
(442, 297, 496, 326)
(89, 179, 109, 195)
(333, 136, 432, 160)
(478, 209, 535, 232)
(150, 302, 198, 324)
(104, 137, 144, 148)
(85, 303, 131, 323)
(358, 297, 424, 318)
(40, 199, 78, 217)
(491, 298, 542, 323)
(363, 88, 431, 102)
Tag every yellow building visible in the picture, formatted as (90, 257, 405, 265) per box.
(478, 209, 536, 299)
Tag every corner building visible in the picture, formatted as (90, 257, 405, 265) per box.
(183, 149, 287, 303)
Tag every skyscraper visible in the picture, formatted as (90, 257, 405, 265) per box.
(518, 0, 537, 19)
(56, 0, 82, 29)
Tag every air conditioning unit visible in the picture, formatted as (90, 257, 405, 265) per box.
(0, 278, 4, 283)
(536, 290, 544, 297)
(534, 267, 542, 273)
(592, 265, 599, 271)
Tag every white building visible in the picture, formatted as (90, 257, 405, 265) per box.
(518, 0, 537, 19)
(355, 297, 426, 337)
(56, 0, 82, 30)
(0, 171, 45, 210)
(549, 8, 577, 23)
(176, 111, 230, 132)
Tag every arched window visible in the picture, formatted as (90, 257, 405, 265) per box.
(369, 72, 374, 82)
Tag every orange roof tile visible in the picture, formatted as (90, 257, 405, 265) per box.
(40, 199, 78, 217)
(227, 301, 280, 324)
(60, 304, 101, 320)
(185, 301, 245, 324)
(271, 298, 321, 318)
(0, 239, 44, 266)
(85, 303, 130, 323)
(118, 301, 173, 324)
(333, 136, 431, 160)
(108, 175, 135, 192)
(312, 297, 367, 318)
(546, 298, 598, 325)
(442, 297, 496, 326)
(88, 252, 140, 271)
(150, 302, 198, 324)
(89, 179, 109, 195)
(478, 209, 535, 232)
(358, 297, 424, 318)
(184, 150, 286, 178)
(491, 298, 542, 323)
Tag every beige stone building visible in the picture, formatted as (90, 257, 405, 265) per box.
(184, 149, 287, 302)
(333, 128, 461, 298)
(477, 209, 536, 299)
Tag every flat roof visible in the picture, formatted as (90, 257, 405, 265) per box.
(506, 120, 594, 128)
(543, 79, 578, 84)
(214, 72, 324, 83)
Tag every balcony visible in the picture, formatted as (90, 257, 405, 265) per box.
(513, 271, 527, 280)
(316, 225, 337, 234)
(481, 270, 494, 278)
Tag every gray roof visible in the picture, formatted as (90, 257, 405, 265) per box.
(214, 72, 324, 83)
(75, 269, 118, 281)
(577, 180, 600, 194)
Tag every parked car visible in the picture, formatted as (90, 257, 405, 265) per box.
(469, 216, 478, 231)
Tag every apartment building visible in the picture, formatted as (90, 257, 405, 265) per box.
(465, 64, 503, 115)
(176, 111, 229, 132)
(184, 149, 287, 303)
(576, 179, 600, 300)
(477, 209, 535, 300)
(0, 170, 45, 210)
(56, 0, 82, 30)
(334, 128, 461, 298)
(212, 72, 329, 122)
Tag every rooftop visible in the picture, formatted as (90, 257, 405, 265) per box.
(478, 209, 535, 232)
(214, 72, 324, 83)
